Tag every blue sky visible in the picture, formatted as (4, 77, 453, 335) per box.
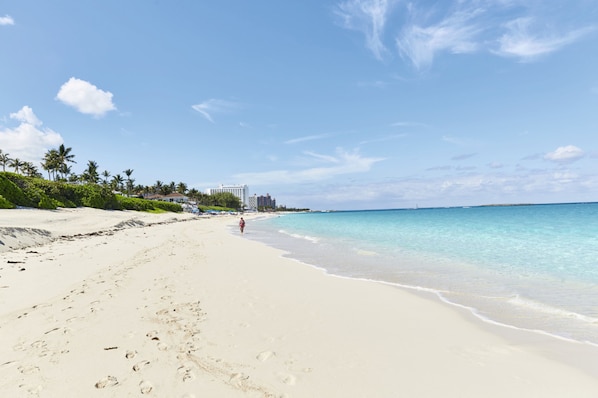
(1, 1, 597, 210)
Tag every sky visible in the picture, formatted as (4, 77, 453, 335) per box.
(1, 0, 597, 210)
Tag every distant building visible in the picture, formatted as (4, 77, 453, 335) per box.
(145, 193, 189, 203)
(206, 184, 249, 206)
(257, 193, 276, 209)
(248, 194, 258, 211)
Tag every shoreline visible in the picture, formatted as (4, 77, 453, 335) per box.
(1, 208, 598, 396)
(247, 210, 598, 350)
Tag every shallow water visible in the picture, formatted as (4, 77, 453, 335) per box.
(246, 203, 598, 344)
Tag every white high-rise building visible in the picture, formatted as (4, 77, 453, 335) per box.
(206, 184, 250, 206)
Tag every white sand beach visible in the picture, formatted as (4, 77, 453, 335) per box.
(1, 208, 598, 397)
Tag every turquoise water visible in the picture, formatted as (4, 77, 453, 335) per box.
(247, 203, 598, 345)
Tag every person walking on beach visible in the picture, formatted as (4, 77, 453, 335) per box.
(239, 217, 245, 234)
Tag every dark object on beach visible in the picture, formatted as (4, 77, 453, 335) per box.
(7, 260, 24, 264)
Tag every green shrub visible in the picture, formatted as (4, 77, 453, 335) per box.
(116, 195, 182, 212)
(38, 195, 58, 209)
(152, 200, 183, 212)
(0, 194, 15, 209)
(72, 184, 118, 209)
(30, 179, 77, 208)
(0, 172, 180, 213)
(0, 173, 33, 207)
(116, 196, 155, 211)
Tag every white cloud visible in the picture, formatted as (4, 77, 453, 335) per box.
(0, 15, 14, 25)
(10, 106, 41, 127)
(544, 145, 585, 163)
(335, 0, 396, 60)
(396, 8, 483, 69)
(191, 99, 238, 123)
(285, 134, 329, 144)
(233, 148, 385, 185)
(56, 77, 116, 117)
(336, 0, 596, 69)
(495, 17, 594, 61)
(0, 106, 63, 162)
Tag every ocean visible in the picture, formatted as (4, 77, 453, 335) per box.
(245, 203, 598, 345)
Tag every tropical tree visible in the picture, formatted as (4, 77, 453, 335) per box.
(153, 180, 163, 194)
(8, 158, 24, 174)
(187, 188, 199, 198)
(111, 174, 124, 192)
(135, 184, 150, 197)
(126, 178, 135, 196)
(57, 144, 76, 179)
(80, 160, 100, 184)
(42, 149, 60, 180)
(0, 151, 11, 171)
(176, 182, 188, 194)
(210, 192, 241, 209)
(68, 172, 79, 183)
(101, 170, 111, 185)
(22, 161, 42, 177)
(123, 169, 134, 196)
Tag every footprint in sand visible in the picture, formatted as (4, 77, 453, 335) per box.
(139, 380, 153, 394)
(95, 375, 118, 388)
(18, 364, 40, 375)
(277, 373, 297, 386)
(125, 350, 137, 359)
(177, 362, 197, 382)
(157, 342, 169, 351)
(133, 360, 151, 372)
(256, 350, 275, 362)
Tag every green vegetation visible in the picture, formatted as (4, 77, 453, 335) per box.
(0, 172, 182, 212)
(0, 144, 295, 213)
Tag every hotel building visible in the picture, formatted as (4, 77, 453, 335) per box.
(206, 184, 250, 207)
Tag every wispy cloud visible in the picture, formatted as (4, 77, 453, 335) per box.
(391, 121, 427, 128)
(494, 17, 595, 61)
(334, 0, 397, 60)
(234, 148, 385, 185)
(191, 99, 238, 123)
(452, 153, 477, 161)
(0, 15, 14, 25)
(56, 77, 116, 117)
(336, 0, 596, 69)
(285, 134, 329, 144)
(396, 6, 484, 70)
(358, 133, 406, 145)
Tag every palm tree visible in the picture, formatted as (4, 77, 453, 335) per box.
(22, 162, 42, 178)
(42, 149, 60, 180)
(8, 158, 24, 174)
(154, 180, 163, 194)
(81, 160, 99, 184)
(187, 188, 199, 198)
(111, 174, 124, 192)
(57, 144, 76, 179)
(126, 178, 136, 196)
(176, 182, 188, 194)
(68, 172, 79, 183)
(0, 151, 11, 171)
(123, 169, 134, 196)
(101, 170, 111, 185)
